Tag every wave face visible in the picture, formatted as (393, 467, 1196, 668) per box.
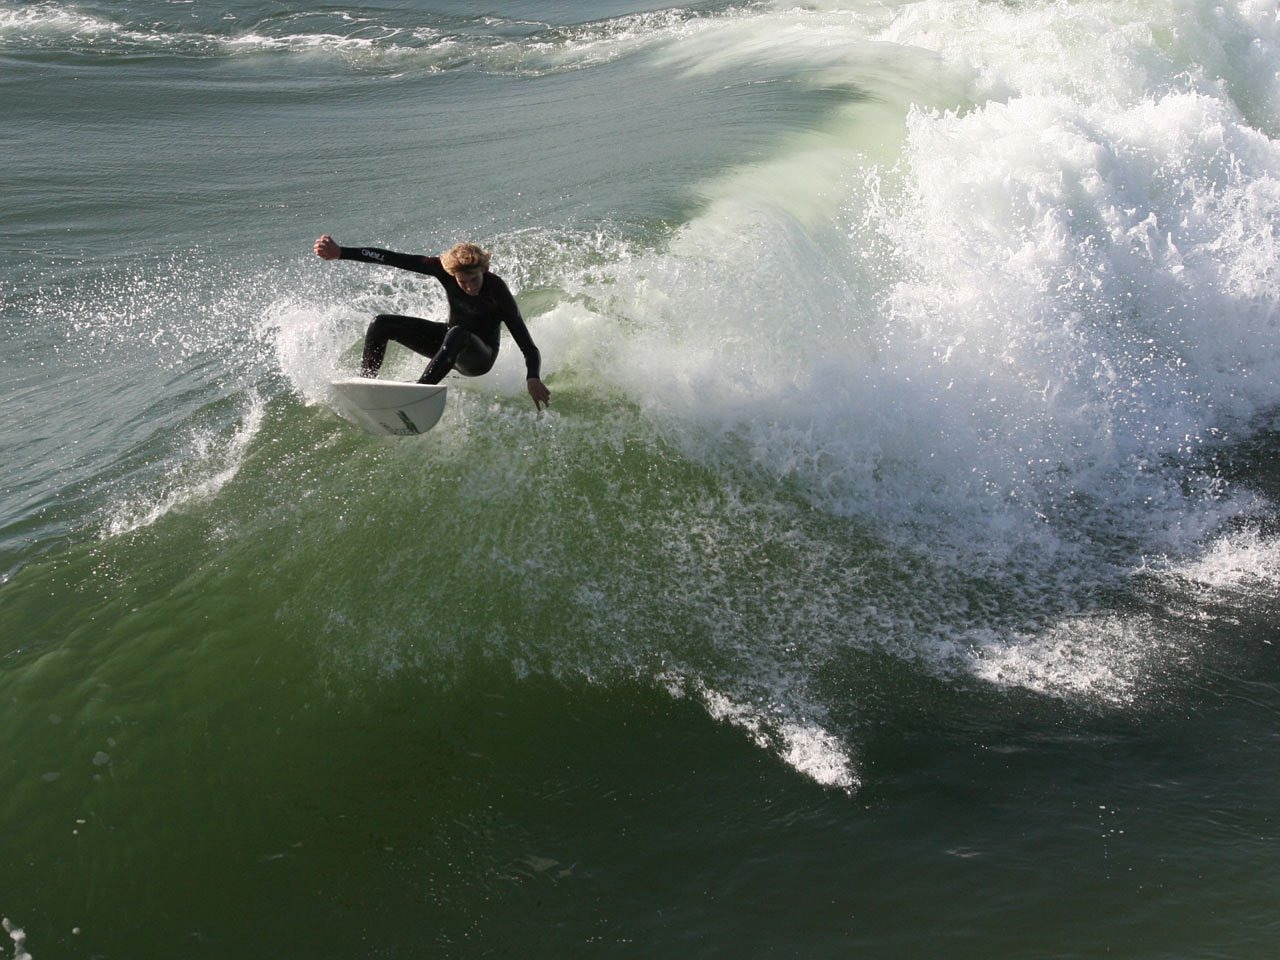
(4, 0, 1279, 784)
(1, 1, 1280, 953)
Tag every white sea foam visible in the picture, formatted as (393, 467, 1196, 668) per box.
(0, 2, 205, 53)
(1161, 524, 1280, 591)
(0, 2, 729, 74)
(638, 1, 1277, 536)
(1, 920, 31, 960)
(0, 3, 128, 40)
(104, 392, 266, 537)
(666, 676, 859, 791)
(269, 301, 364, 407)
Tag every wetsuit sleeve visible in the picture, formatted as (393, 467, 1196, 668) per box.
(485, 273, 542, 379)
(337, 246, 433, 275)
(504, 309, 542, 380)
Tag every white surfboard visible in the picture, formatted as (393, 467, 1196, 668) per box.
(330, 378, 448, 436)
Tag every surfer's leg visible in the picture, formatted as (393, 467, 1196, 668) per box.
(417, 327, 496, 384)
(360, 314, 448, 377)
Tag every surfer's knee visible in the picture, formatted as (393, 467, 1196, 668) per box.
(440, 324, 471, 353)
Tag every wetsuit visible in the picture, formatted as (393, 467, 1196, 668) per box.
(338, 246, 542, 385)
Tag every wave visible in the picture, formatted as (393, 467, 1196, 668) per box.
(0, 1, 732, 74)
(254, 0, 1280, 788)
(7, 0, 1279, 792)
(515, 0, 1279, 772)
(599, 0, 1280, 551)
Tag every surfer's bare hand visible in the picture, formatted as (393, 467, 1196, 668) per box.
(527, 378, 551, 410)
(313, 235, 340, 260)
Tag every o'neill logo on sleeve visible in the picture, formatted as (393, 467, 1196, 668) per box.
(360, 249, 386, 262)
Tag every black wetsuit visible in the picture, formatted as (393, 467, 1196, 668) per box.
(338, 246, 542, 385)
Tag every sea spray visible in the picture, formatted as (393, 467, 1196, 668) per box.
(2, 920, 31, 960)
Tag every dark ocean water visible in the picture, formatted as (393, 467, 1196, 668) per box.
(3, 1, 1280, 956)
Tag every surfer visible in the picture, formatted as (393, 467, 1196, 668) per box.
(312, 234, 551, 410)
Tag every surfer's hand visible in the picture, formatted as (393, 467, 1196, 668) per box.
(527, 378, 551, 410)
(313, 235, 340, 260)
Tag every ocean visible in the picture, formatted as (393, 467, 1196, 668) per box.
(2, 0, 1279, 955)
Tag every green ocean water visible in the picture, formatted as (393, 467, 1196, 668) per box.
(3, 1, 1280, 956)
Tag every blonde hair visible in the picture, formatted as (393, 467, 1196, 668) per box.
(441, 242, 491, 274)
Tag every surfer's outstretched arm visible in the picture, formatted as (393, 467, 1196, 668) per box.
(312, 235, 431, 274)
